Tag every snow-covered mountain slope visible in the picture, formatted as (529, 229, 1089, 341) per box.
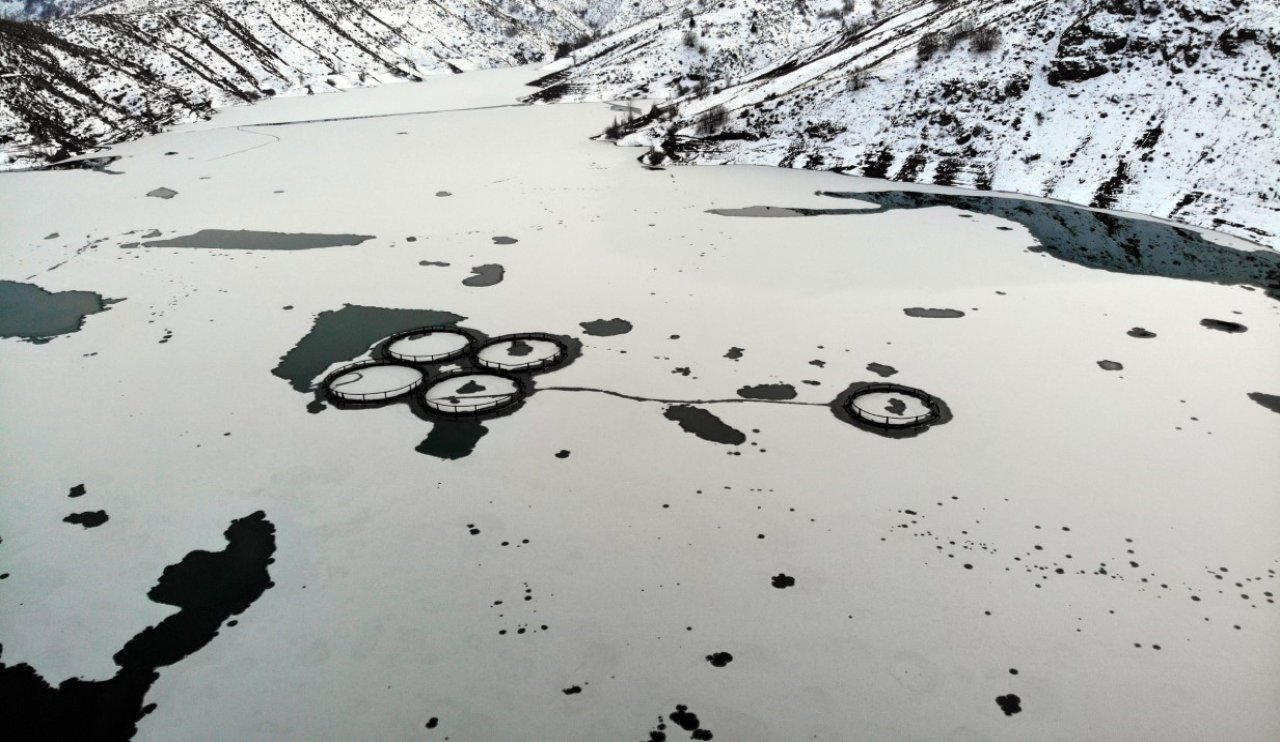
(3, 0, 1275, 246)
(553, 0, 1279, 249)
(0, 0, 592, 167)
(0, 0, 112, 21)
(526, 0, 861, 102)
(558, 0, 684, 36)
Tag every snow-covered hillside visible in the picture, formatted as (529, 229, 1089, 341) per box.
(527, 0, 860, 102)
(0, 0, 593, 166)
(558, 0, 684, 36)
(2, 0, 1276, 246)
(552, 0, 1279, 249)
(0, 0, 112, 21)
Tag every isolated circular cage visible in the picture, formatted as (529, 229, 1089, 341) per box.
(842, 382, 941, 429)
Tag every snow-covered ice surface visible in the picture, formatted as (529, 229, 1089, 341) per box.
(1, 65, 1278, 741)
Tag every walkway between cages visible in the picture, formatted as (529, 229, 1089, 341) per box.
(533, 386, 830, 407)
(533, 384, 945, 432)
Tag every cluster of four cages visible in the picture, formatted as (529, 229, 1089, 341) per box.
(320, 327, 570, 417)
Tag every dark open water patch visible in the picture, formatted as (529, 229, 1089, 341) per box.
(663, 405, 746, 445)
(904, 307, 965, 318)
(670, 706, 704, 734)
(643, 705, 713, 740)
(771, 573, 796, 588)
(0, 280, 122, 343)
(0, 512, 275, 741)
(706, 652, 734, 667)
(719, 190, 1280, 298)
(1247, 392, 1280, 415)
(1097, 360, 1124, 371)
(416, 420, 489, 460)
(707, 205, 804, 217)
(1200, 318, 1248, 333)
(143, 229, 374, 250)
(867, 362, 898, 377)
(1127, 327, 1157, 338)
(456, 380, 487, 394)
(273, 305, 464, 392)
(462, 264, 505, 287)
(579, 318, 633, 336)
(736, 383, 797, 400)
(996, 694, 1023, 716)
(68, 484, 86, 498)
(491, 236, 518, 245)
(146, 187, 177, 199)
(64, 511, 108, 528)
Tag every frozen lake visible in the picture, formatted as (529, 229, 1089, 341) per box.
(1, 65, 1278, 741)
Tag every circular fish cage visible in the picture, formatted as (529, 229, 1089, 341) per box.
(843, 382, 941, 428)
(323, 361, 426, 404)
(384, 327, 475, 363)
(474, 333, 567, 373)
(420, 371, 525, 416)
